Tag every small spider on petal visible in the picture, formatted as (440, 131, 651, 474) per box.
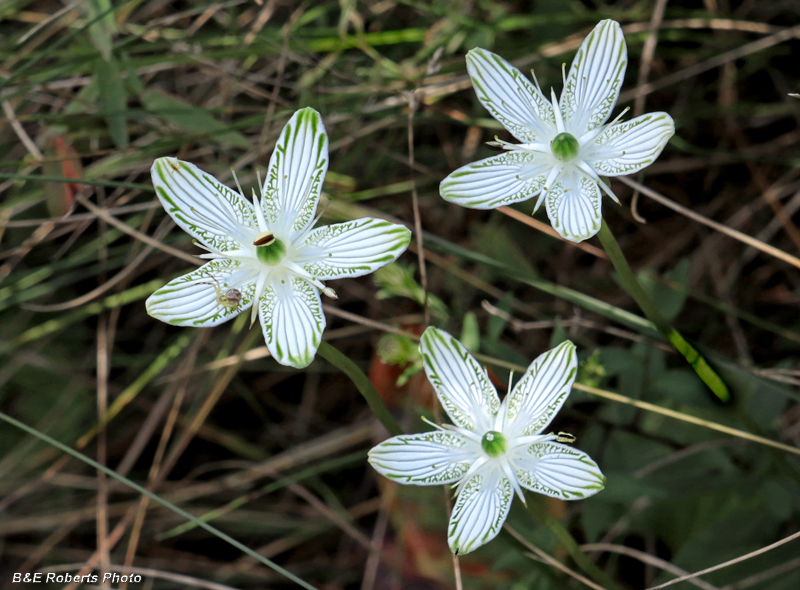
(368, 327, 605, 555)
(146, 107, 412, 369)
(440, 19, 675, 242)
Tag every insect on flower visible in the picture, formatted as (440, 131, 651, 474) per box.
(145, 107, 412, 368)
(440, 20, 675, 242)
(198, 274, 243, 310)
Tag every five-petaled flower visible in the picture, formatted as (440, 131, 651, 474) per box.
(146, 107, 412, 369)
(440, 19, 675, 242)
(368, 327, 604, 555)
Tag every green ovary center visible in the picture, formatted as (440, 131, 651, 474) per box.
(256, 238, 287, 266)
(481, 431, 508, 457)
(550, 132, 580, 162)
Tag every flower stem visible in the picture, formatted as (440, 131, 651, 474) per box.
(596, 219, 730, 402)
(317, 341, 403, 436)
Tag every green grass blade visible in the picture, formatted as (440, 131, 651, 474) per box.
(0, 410, 321, 590)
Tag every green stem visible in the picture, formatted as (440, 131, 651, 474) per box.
(596, 219, 730, 402)
(317, 341, 403, 436)
(0, 410, 319, 590)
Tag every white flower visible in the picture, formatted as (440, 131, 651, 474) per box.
(146, 107, 411, 369)
(440, 20, 675, 242)
(368, 327, 604, 555)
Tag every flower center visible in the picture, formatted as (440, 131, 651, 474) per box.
(481, 430, 508, 458)
(550, 132, 580, 162)
(255, 231, 287, 266)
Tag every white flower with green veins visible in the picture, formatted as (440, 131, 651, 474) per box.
(440, 19, 675, 242)
(368, 327, 604, 555)
(146, 107, 412, 369)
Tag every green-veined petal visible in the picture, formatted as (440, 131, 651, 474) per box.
(448, 469, 513, 555)
(503, 340, 577, 438)
(151, 157, 258, 252)
(261, 107, 328, 236)
(587, 112, 675, 176)
(146, 259, 256, 327)
(297, 218, 411, 280)
(259, 276, 325, 369)
(440, 151, 551, 210)
(560, 20, 627, 135)
(466, 48, 556, 143)
(420, 327, 500, 432)
(513, 442, 605, 500)
(368, 431, 479, 485)
(545, 171, 602, 243)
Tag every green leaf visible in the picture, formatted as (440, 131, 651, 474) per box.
(86, 0, 117, 61)
(95, 57, 129, 148)
(460, 311, 480, 353)
(638, 258, 691, 322)
(142, 90, 251, 150)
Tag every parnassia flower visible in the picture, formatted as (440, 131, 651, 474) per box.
(146, 107, 411, 369)
(440, 19, 675, 242)
(368, 327, 604, 555)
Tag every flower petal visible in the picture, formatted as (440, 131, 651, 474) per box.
(259, 276, 325, 369)
(146, 259, 257, 327)
(560, 20, 627, 135)
(440, 151, 552, 210)
(545, 171, 602, 242)
(513, 442, 605, 500)
(368, 430, 479, 485)
(420, 327, 500, 432)
(503, 340, 577, 438)
(297, 218, 411, 280)
(151, 158, 258, 252)
(587, 112, 675, 176)
(262, 107, 328, 236)
(448, 469, 513, 554)
(466, 48, 556, 143)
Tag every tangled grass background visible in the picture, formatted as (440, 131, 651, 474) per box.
(1, 1, 800, 589)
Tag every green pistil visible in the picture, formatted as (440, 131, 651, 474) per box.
(256, 238, 287, 266)
(550, 132, 580, 162)
(481, 431, 508, 458)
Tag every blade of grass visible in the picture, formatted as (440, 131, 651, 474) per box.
(0, 410, 321, 590)
(317, 341, 402, 436)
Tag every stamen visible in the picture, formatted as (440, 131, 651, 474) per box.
(322, 286, 338, 299)
(490, 136, 518, 151)
(556, 432, 576, 443)
(282, 260, 330, 293)
(231, 168, 246, 198)
(421, 416, 482, 443)
(532, 165, 562, 212)
(254, 231, 275, 246)
(530, 68, 541, 92)
(452, 456, 488, 492)
(252, 189, 269, 232)
(250, 273, 268, 327)
(192, 239, 213, 253)
(189, 206, 234, 237)
(574, 160, 620, 204)
(550, 88, 566, 134)
(580, 106, 630, 145)
(501, 460, 527, 505)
